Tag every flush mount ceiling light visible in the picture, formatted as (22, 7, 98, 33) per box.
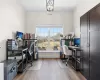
(46, 0, 54, 12)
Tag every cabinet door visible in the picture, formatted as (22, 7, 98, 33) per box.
(89, 5, 100, 80)
(80, 13, 90, 80)
(90, 31, 100, 80)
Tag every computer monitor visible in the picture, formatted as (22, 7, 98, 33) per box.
(74, 38, 80, 46)
(16, 31, 23, 39)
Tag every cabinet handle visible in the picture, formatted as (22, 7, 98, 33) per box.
(87, 43, 90, 47)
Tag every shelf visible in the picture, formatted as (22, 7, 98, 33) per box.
(61, 39, 73, 40)
(8, 50, 23, 51)
(8, 48, 28, 51)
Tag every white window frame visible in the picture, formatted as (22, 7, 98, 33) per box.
(36, 25, 63, 50)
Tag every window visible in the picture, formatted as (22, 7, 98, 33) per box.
(36, 26, 63, 51)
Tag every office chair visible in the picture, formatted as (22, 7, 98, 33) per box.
(62, 45, 72, 66)
(27, 42, 34, 66)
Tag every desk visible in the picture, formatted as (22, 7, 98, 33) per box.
(7, 47, 28, 60)
(7, 47, 28, 73)
(68, 46, 81, 50)
(68, 46, 82, 71)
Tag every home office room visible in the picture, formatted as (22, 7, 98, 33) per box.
(0, 0, 100, 80)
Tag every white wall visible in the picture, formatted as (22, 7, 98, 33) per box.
(74, 0, 100, 37)
(0, 0, 26, 61)
(26, 11, 74, 35)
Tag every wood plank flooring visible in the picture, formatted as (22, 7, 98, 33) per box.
(14, 59, 86, 80)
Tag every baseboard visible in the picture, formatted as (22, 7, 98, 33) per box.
(39, 52, 60, 58)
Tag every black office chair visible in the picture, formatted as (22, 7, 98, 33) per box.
(27, 42, 34, 66)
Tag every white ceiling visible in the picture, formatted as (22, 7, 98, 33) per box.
(18, 0, 79, 12)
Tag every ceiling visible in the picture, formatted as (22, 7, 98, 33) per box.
(18, 0, 79, 12)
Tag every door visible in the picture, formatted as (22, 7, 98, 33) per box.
(80, 13, 90, 80)
(89, 5, 100, 80)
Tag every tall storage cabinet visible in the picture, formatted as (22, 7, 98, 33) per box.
(80, 13, 90, 80)
(89, 5, 100, 80)
(80, 3, 100, 80)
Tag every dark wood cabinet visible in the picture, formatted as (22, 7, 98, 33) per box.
(80, 3, 100, 80)
(80, 13, 90, 80)
(89, 5, 100, 80)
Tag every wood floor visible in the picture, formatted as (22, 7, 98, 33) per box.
(14, 59, 86, 80)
